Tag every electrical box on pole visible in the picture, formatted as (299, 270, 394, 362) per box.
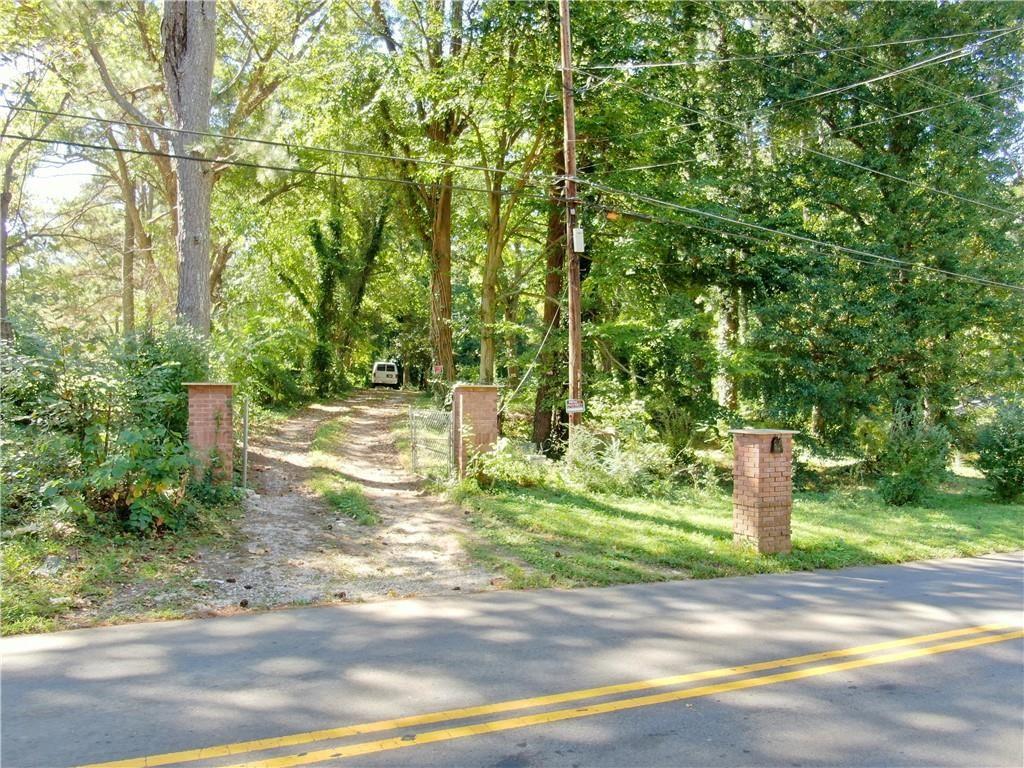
(572, 226, 585, 253)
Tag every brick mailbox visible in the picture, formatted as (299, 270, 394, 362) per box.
(452, 384, 499, 478)
(730, 428, 798, 554)
(185, 382, 235, 483)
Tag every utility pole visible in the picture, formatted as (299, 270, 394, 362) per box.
(558, 0, 583, 428)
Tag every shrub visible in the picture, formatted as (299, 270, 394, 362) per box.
(120, 326, 209, 434)
(563, 425, 675, 496)
(877, 411, 951, 506)
(555, 394, 676, 495)
(214, 323, 308, 406)
(79, 425, 196, 531)
(975, 403, 1024, 501)
(0, 427, 81, 526)
(0, 326, 217, 532)
(469, 391, 678, 497)
(470, 438, 552, 488)
(675, 450, 722, 492)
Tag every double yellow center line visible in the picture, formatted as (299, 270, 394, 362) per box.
(79, 623, 1021, 768)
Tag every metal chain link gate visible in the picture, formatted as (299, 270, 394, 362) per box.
(409, 406, 452, 478)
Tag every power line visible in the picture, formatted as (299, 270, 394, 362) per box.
(581, 62, 1020, 174)
(753, 55, 1020, 140)
(577, 179, 1024, 294)
(0, 133, 554, 202)
(583, 26, 1020, 70)
(576, 28, 1021, 186)
(579, 69, 1020, 217)
(19, 139, 1015, 293)
(592, 81, 1021, 178)
(588, 200, 916, 280)
(828, 46, 1008, 119)
(590, 199, 1024, 291)
(601, 156, 705, 175)
(697, 0, 1017, 120)
(4, 105, 553, 188)
(579, 27, 1019, 126)
(744, 27, 1020, 109)
(498, 309, 561, 415)
(581, 26, 1018, 113)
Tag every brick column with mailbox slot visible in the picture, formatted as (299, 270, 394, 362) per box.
(452, 384, 499, 478)
(185, 383, 234, 483)
(730, 429, 798, 554)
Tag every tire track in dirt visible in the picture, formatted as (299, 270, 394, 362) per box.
(320, 389, 495, 600)
(191, 390, 495, 611)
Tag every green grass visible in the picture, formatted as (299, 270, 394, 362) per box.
(457, 474, 1023, 588)
(309, 472, 378, 525)
(307, 416, 379, 525)
(1, 503, 241, 635)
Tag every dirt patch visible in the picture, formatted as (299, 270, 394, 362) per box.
(195, 390, 495, 609)
(191, 402, 352, 609)
(81, 391, 498, 623)
(313, 389, 495, 600)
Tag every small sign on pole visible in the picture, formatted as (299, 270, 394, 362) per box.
(432, 364, 444, 376)
(566, 398, 585, 415)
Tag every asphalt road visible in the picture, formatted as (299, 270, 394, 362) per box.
(3, 552, 1022, 768)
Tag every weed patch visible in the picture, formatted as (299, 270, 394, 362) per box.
(307, 416, 379, 525)
(1, 502, 242, 635)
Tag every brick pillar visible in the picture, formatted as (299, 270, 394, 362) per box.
(452, 384, 499, 478)
(185, 383, 234, 483)
(730, 429, 798, 554)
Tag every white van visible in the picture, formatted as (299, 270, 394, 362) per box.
(371, 361, 399, 389)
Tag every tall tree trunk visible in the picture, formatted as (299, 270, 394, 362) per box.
(107, 132, 170, 310)
(430, 178, 455, 382)
(162, 0, 216, 337)
(532, 154, 566, 452)
(122, 201, 135, 335)
(811, 403, 825, 439)
(0, 164, 12, 341)
(503, 292, 519, 387)
(713, 257, 740, 410)
(479, 186, 506, 384)
(338, 206, 389, 368)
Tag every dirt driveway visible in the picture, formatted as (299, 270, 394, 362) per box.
(189, 389, 496, 612)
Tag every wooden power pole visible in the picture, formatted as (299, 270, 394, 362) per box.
(558, 0, 583, 427)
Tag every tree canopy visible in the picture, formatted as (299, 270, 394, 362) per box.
(2, 0, 1022, 455)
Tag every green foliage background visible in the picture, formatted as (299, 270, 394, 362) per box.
(2, 0, 1023, 491)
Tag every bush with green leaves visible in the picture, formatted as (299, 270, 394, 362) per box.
(470, 437, 552, 488)
(562, 426, 675, 496)
(0, 326, 220, 532)
(467, 391, 678, 497)
(560, 394, 676, 495)
(120, 327, 210, 434)
(213, 322, 308, 406)
(975, 403, 1024, 501)
(675, 450, 722, 492)
(0, 429, 81, 526)
(877, 411, 951, 506)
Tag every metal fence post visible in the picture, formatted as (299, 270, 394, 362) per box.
(242, 399, 249, 490)
(409, 405, 417, 474)
(447, 410, 453, 477)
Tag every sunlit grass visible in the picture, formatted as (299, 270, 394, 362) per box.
(458, 474, 1023, 588)
(307, 416, 379, 525)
